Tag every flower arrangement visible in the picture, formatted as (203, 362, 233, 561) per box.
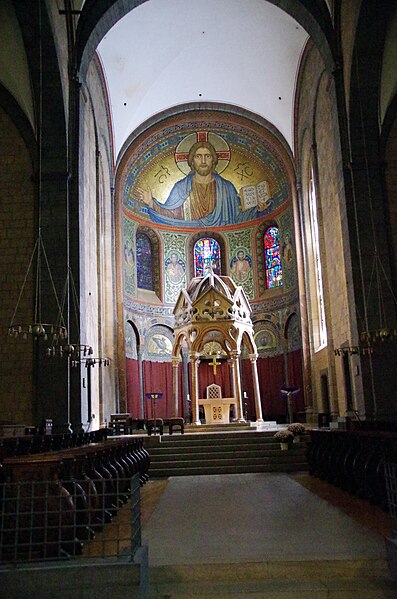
(274, 429, 294, 443)
(287, 423, 305, 436)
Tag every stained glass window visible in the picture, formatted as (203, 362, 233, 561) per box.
(264, 226, 282, 288)
(194, 238, 221, 277)
(136, 231, 153, 290)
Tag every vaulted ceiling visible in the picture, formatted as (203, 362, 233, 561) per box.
(97, 0, 309, 161)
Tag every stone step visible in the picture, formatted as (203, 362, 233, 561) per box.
(152, 431, 309, 445)
(150, 439, 308, 452)
(145, 429, 309, 478)
(185, 423, 252, 433)
(150, 453, 306, 467)
(148, 462, 309, 477)
(150, 447, 307, 461)
(147, 560, 394, 598)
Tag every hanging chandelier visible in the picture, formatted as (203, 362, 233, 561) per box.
(44, 268, 110, 368)
(7, 232, 68, 344)
(45, 267, 91, 362)
(8, 1, 68, 347)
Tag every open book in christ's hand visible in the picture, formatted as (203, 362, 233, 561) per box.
(240, 180, 272, 211)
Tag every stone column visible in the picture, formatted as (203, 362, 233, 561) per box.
(172, 356, 180, 417)
(228, 358, 236, 420)
(282, 338, 289, 387)
(190, 352, 201, 425)
(249, 353, 263, 422)
(138, 348, 144, 419)
(181, 348, 189, 419)
(231, 351, 244, 421)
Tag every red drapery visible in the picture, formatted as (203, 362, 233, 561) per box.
(126, 358, 140, 417)
(142, 360, 173, 419)
(126, 349, 304, 421)
(126, 359, 185, 420)
(197, 360, 232, 398)
(241, 349, 304, 420)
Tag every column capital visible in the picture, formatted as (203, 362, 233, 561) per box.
(189, 352, 201, 364)
(172, 355, 180, 367)
(248, 353, 258, 363)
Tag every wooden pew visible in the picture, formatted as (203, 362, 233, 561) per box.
(0, 437, 150, 562)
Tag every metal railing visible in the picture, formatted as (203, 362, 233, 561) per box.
(385, 461, 397, 536)
(0, 474, 141, 564)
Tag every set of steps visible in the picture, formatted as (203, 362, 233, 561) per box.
(147, 560, 393, 598)
(144, 429, 309, 477)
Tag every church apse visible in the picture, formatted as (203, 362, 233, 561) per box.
(115, 106, 302, 419)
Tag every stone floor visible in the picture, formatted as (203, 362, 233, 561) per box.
(141, 472, 396, 598)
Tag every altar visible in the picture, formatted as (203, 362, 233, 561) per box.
(199, 398, 237, 424)
(198, 383, 236, 425)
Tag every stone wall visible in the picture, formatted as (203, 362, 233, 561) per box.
(0, 107, 34, 425)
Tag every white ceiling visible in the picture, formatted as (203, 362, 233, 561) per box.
(97, 0, 309, 161)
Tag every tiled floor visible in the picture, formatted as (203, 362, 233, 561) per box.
(140, 472, 396, 597)
(142, 473, 387, 565)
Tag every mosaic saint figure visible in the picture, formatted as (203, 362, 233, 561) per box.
(231, 250, 252, 282)
(137, 141, 264, 227)
(282, 233, 293, 264)
(165, 253, 185, 284)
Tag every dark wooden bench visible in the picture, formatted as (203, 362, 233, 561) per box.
(167, 417, 184, 435)
(146, 419, 164, 436)
(109, 413, 132, 435)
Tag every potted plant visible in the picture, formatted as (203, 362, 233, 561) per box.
(274, 429, 294, 450)
(287, 422, 306, 443)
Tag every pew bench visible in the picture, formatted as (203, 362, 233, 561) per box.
(166, 417, 185, 435)
(109, 413, 132, 435)
(146, 419, 164, 436)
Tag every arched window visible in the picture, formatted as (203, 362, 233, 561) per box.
(194, 237, 221, 277)
(136, 231, 153, 290)
(309, 164, 327, 348)
(264, 226, 282, 288)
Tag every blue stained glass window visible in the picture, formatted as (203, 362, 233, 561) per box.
(194, 238, 221, 277)
(264, 226, 282, 288)
(136, 231, 153, 290)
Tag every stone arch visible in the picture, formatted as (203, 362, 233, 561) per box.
(347, 1, 396, 335)
(284, 312, 302, 351)
(76, 0, 336, 79)
(0, 84, 36, 168)
(253, 319, 282, 357)
(381, 95, 397, 278)
(144, 324, 174, 362)
(125, 318, 140, 359)
(2, 1, 71, 428)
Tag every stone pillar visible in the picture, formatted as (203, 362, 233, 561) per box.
(172, 355, 180, 417)
(228, 358, 236, 420)
(228, 358, 236, 397)
(249, 353, 263, 422)
(190, 353, 201, 425)
(138, 348, 144, 419)
(231, 351, 244, 421)
(181, 348, 189, 419)
(282, 338, 289, 387)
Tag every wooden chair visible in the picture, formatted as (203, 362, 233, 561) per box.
(207, 383, 222, 400)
